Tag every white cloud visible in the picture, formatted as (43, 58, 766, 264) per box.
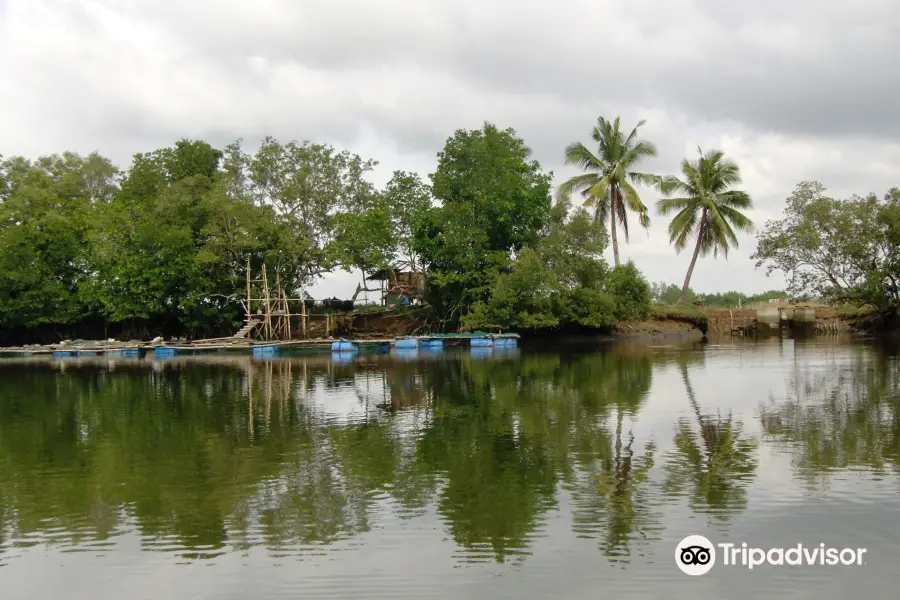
(3, 0, 899, 299)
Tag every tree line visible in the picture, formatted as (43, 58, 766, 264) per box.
(1, 116, 896, 342)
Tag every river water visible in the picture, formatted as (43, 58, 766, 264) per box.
(0, 337, 898, 598)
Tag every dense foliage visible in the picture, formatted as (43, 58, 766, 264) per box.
(461, 198, 651, 331)
(752, 181, 900, 310)
(0, 123, 652, 342)
(4, 113, 895, 342)
(0, 139, 429, 341)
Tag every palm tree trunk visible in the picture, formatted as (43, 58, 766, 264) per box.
(610, 188, 621, 267)
(678, 209, 706, 304)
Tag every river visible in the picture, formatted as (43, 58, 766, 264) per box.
(0, 337, 897, 598)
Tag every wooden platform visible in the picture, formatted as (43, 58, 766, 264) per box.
(0, 333, 520, 357)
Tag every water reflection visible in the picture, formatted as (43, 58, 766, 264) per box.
(0, 339, 897, 575)
(663, 354, 758, 522)
(760, 338, 900, 486)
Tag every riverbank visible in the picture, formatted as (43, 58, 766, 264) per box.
(1, 304, 895, 356)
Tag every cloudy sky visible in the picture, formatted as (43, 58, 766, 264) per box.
(3, 0, 899, 299)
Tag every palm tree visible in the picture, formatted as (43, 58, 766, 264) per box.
(557, 117, 659, 267)
(658, 148, 754, 303)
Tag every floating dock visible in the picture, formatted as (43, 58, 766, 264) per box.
(0, 333, 519, 359)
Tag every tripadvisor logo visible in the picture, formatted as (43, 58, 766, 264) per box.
(675, 535, 867, 575)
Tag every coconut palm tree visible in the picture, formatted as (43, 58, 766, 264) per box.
(557, 117, 659, 267)
(658, 148, 754, 304)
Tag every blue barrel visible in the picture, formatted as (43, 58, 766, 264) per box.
(420, 339, 444, 350)
(107, 348, 141, 358)
(331, 340, 358, 353)
(494, 337, 518, 347)
(77, 350, 102, 356)
(252, 345, 279, 357)
(155, 347, 178, 359)
(394, 337, 419, 349)
(52, 350, 75, 358)
(470, 337, 493, 347)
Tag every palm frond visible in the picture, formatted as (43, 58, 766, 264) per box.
(629, 171, 662, 189)
(614, 188, 631, 240)
(658, 175, 693, 197)
(557, 172, 602, 202)
(623, 140, 658, 165)
(705, 209, 740, 258)
(624, 120, 647, 146)
(564, 142, 606, 172)
(717, 190, 753, 210)
(620, 180, 649, 219)
(667, 206, 699, 252)
(657, 196, 697, 215)
(716, 204, 754, 233)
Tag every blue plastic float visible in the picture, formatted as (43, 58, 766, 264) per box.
(252, 345, 279, 357)
(331, 339, 358, 353)
(394, 337, 419, 349)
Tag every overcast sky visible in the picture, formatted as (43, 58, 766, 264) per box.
(2, 0, 899, 299)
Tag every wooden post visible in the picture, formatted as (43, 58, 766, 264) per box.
(301, 292, 307, 338)
(283, 288, 292, 340)
(246, 259, 252, 324)
(261, 264, 272, 340)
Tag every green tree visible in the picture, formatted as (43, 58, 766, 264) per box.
(658, 148, 754, 304)
(752, 182, 900, 309)
(605, 262, 652, 320)
(0, 152, 117, 329)
(382, 170, 432, 273)
(330, 198, 397, 299)
(415, 123, 552, 326)
(556, 117, 659, 267)
(461, 199, 618, 331)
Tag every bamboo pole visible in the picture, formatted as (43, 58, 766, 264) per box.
(301, 293, 307, 338)
(261, 264, 272, 340)
(246, 259, 252, 323)
(283, 288, 292, 340)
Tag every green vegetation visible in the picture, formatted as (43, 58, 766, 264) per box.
(2, 115, 898, 343)
(649, 283, 790, 309)
(752, 181, 900, 311)
(556, 117, 658, 267)
(658, 148, 754, 304)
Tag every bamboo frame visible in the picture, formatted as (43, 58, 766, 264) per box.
(241, 262, 390, 342)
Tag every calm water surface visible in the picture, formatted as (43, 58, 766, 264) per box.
(1, 337, 898, 598)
